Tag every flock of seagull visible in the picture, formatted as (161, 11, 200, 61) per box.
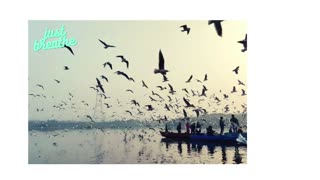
(30, 20, 247, 128)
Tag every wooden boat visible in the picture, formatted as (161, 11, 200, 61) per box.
(160, 131, 247, 142)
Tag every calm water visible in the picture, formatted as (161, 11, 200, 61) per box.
(29, 129, 247, 164)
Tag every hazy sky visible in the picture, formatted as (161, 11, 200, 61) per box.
(28, 20, 247, 121)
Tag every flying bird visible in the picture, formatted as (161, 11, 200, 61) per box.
(126, 89, 134, 93)
(231, 86, 237, 93)
(183, 109, 188, 119)
(156, 86, 166, 90)
(64, 45, 74, 55)
(193, 109, 202, 117)
(90, 86, 98, 92)
(204, 74, 208, 81)
(164, 104, 170, 111)
(196, 79, 202, 83)
(114, 71, 135, 82)
(98, 39, 115, 49)
(86, 115, 95, 123)
(238, 80, 245, 86)
(142, 81, 148, 88)
(116, 55, 129, 69)
(208, 20, 224, 37)
(185, 75, 193, 83)
(64, 66, 69, 70)
(182, 88, 189, 94)
(54, 79, 60, 83)
(238, 34, 247, 52)
(183, 97, 195, 108)
(154, 50, 169, 75)
(223, 94, 229, 99)
(241, 89, 247, 96)
(96, 78, 105, 94)
(168, 84, 176, 95)
(36, 84, 44, 90)
(146, 105, 154, 111)
(103, 62, 112, 70)
(101, 75, 109, 83)
(233, 66, 239, 74)
(167, 95, 172, 102)
(131, 100, 140, 107)
(180, 25, 190, 34)
(149, 96, 157, 102)
(126, 110, 133, 116)
(104, 103, 111, 108)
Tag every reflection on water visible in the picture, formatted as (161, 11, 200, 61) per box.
(29, 129, 246, 164)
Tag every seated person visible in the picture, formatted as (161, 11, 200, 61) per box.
(206, 126, 215, 136)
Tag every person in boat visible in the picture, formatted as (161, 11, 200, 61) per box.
(176, 122, 182, 134)
(206, 125, 214, 136)
(190, 123, 196, 134)
(196, 122, 201, 134)
(219, 117, 225, 135)
(230, 114, 240, 133)
(186, 121, 190, 133)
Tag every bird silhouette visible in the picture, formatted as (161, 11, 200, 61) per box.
(204, 74, 208, 81)
(142, 81, 148, 88)
(231, 86, 237, 93)
(126, 110, 133, 116)
(36, 84, 44, 90)
(167, 95, 172, 102)
(164, 104, 170, 111)
(116, 55, 129, 69)
(86, 115, 95, 123)
(180, 25, 190, 34)
(183, 97, 195, 108)
(233, 66, 239, 74)
(126, 89, 134, 93)
(131, 100, 140, 107)
(168, 84, 176, 95)
(156, 86, 167, 90)
(238, 34, 247, 52)
(96, 78, 105, 94)
(223, 94, 229, 99)
(193, 109, 202, 117)
(241, 89, 247, 96)
(54, 79, 60, 83)
(64, 45, 74, 55)
(146, 105, 154, 111)
(182, 88, 189, 94)
(208, 20, 224, 37)
(114, 71, 135, 82)
(64, 66, 69, 70)
(215, 97, 221, 103)
(101, 75, 109, 83)
(104, 103, 112, 108)
(103, 62, 112, 70)
(90, 86, 98, 92)
(238, 80, 245, 86)
(98, 39, 116, 49)
(154, 50, 169, 75)
(196, 79, 202, 83)
(183, 109, 188, 119)
(149, 96, 157, 102)
(185, 75, 193, 83)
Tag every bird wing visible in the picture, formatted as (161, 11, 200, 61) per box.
(183, 97, 191, 106)
(64, 45, 74, 55)
(159, 50, 165, 70)
(107, 62, 113, 69)
(214, 22, 223, 37)
(99, 39, 107, 46)
(124, 60, 129, 68)
(186, 75, 193, 82)
(96, 78, 102, 86)
(168, 84, 173, 91)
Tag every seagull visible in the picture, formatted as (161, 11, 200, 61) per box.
(101, 75, 109, 83)
(98, 39, 115, 49)
(90, 86, 98, 92)
(223, 94, 229, 99)
(54, 79, 60, 83)
(238, 34, 247, 52)
(233, 66, 239, 74)
(185, 75, 193, 83)
(180, 25, 190, 34)
(208, 20, 224, 37)
(86, 115, 95, 123)
(162, 74, 169, 82)
(131, 100, 140, 107)
(36, 84, 44, 90)
(215, 97, 221, 103)
(146, 105, 154, 111)
(103, 62, 112, 70)
(183, 109, 188, 119)
(114, 71, 135, 82)
(126, 110, 133, 116)
(149, 96, 157, 102)
(238, 80, 245, 86)
(183, 97, 195, 108)
(204, 74, 208, 81)
(64, 66, 69, 70)
(126, 89, 134, 93)
(96, 78, 105, 94)
(104, 103, 112, 108)
(201, 86, 207, 97)
(241, 89, 247, 96)
(168, 84, 176, 95)
(231, 86, 237, 93)
(196, 79, 202, 83)
(116, 55, 129, 69)
(154, 50, 169, 75)
(100, 93, 107, 99)
(191, 90, 197, 96)
(167, 95, 172, 102)
(182, 88, 189, 94)
(142, 81, 148, 88)
(156, 86, 166, 90)
(69, 93, 73, 97)
(193, 109, 202, 117)
(164, 104, 170, 111)
(64, 45, 74, 55)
